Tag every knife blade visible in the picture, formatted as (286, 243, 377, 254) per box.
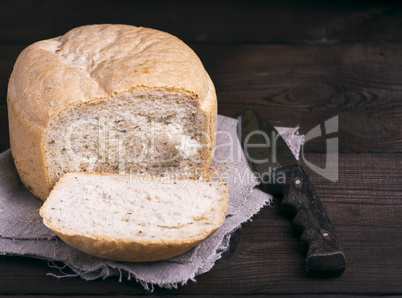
(237, 109, 346, 277)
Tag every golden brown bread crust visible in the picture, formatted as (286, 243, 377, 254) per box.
(7, 24, 217, 200)
(46, 223, 217, 262)
(55, 231, 206, 263)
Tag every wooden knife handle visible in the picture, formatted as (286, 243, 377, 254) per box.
(272, 164, 346, 277)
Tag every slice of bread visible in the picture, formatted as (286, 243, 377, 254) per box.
(40, 173, 229, 262)
(8, 24, 217, 201)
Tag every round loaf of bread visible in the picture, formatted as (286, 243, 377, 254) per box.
(7, 24, 217, 201)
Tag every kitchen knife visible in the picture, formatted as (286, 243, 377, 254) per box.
(237, 109, 345, 277)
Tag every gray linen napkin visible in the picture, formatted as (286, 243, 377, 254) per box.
(0, 115, 303, 290)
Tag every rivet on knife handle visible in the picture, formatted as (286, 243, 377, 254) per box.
(269, 164, 346, 277)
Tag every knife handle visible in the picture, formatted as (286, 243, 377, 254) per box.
(272, 164, 346, 277)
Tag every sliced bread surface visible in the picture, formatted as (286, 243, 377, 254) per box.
(40, 173, 229, 262)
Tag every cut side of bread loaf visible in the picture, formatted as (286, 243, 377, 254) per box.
(8, 24, 217, 201)
(45, 90, 211, 187)
(40, 173, 229, 262)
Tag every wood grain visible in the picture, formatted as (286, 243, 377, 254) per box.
(203, 42, 402, 153)
(0, 153, 400, 295)
(0, 106, 8, 152)
(1, 0, 402, 44)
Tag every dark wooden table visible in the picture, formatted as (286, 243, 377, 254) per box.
(1, 0, 401, 296)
